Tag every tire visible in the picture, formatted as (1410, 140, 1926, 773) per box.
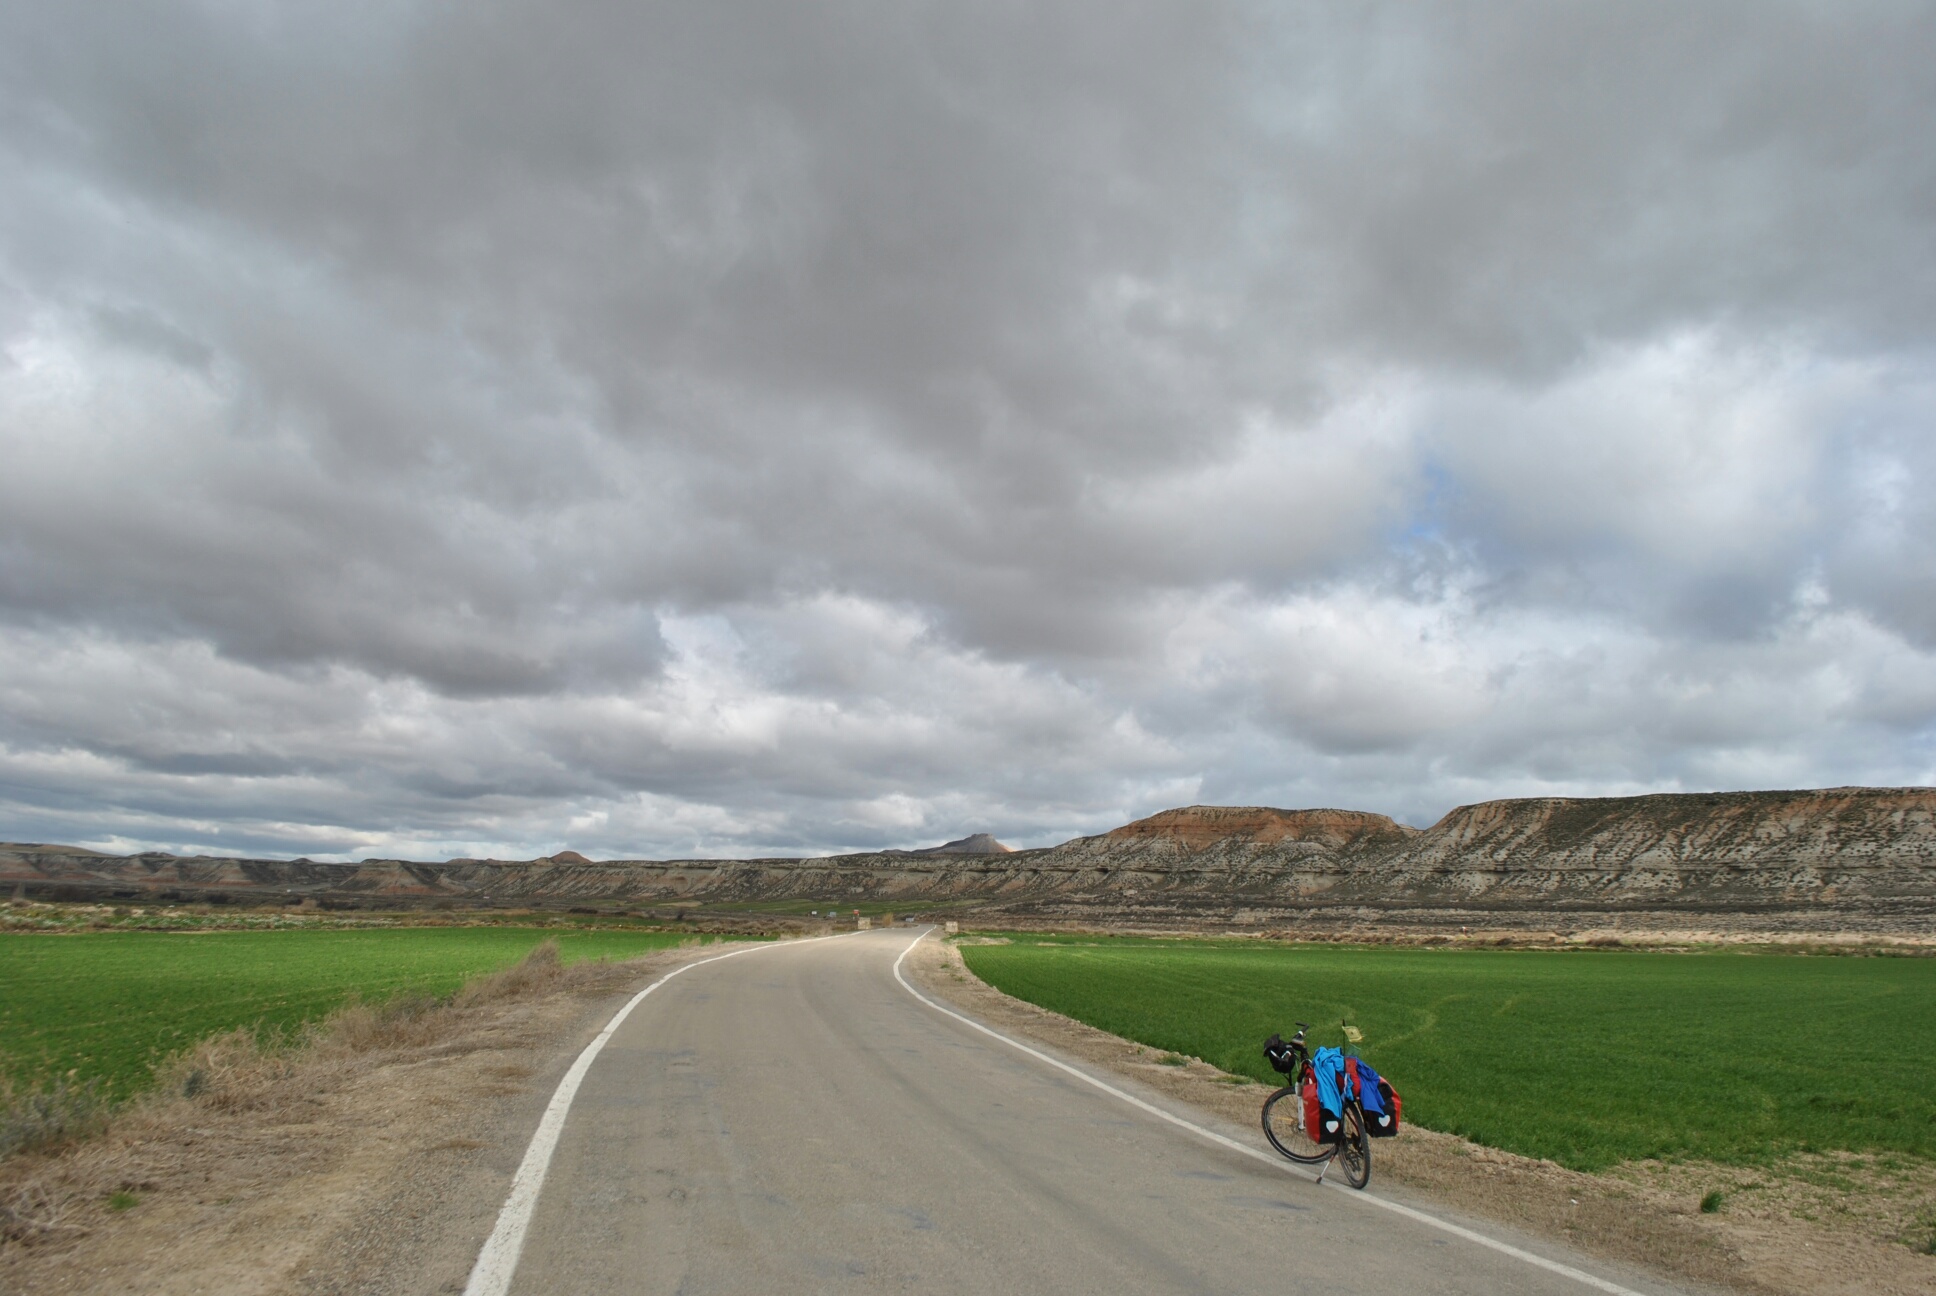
(1335, 1099, 1372, 1189)
(1261, 1085, 1330, 1164)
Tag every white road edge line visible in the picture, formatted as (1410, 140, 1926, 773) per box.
(462, 928, 865, 1296)
(892, 928, 1653, 1296)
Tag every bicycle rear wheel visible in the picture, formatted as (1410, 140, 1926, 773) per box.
(1261, 1085, 1329, 1164)
(1335, 1099, 1372, 1189)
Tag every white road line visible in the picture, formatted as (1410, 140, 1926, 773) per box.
(891, 929, 1655, 1296)
(462, 929, 862, 1296)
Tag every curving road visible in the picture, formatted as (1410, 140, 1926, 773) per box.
(473, 930, 1683, 1295)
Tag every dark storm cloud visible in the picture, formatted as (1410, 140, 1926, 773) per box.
(2, 0, 1936, 857)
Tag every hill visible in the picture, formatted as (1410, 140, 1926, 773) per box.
(912, 834, 1013, 856)
(6, 788, 1934, 934)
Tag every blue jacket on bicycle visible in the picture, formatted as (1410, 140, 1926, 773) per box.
(1310, 1046, 1347, 1114)
(1311, 1047, 1391, 1120)
(1353, 1057, 1390, 1118)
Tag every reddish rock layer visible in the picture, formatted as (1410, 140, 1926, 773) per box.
(1103, 806, 1416, 853)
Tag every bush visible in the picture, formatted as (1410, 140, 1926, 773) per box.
(0, 1075, 109, 1160)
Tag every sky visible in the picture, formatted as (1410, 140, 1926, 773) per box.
(4, 1, 1936, 861)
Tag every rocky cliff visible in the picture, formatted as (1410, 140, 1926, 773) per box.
(1092, 806, 1416, 854)
(6, 788, 1935, 930)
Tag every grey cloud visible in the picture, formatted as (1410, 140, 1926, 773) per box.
(2, 1, 1936, 857)
(90, 304, 215, 370)
(1249, 3, 1936, 368)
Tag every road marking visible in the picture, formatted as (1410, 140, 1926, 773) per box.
(462, 929, 862, 1296)
(891, 929, 1655, 1296)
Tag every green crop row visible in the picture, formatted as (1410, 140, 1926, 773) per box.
(958, 935, 1936, 1172)
(0, 928, 733, 1101)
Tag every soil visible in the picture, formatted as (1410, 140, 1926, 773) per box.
(903, 936, 1936, 1296)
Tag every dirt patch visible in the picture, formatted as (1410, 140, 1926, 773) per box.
(905, 935, 1936, 1296)
(0, 939, 747, 1295)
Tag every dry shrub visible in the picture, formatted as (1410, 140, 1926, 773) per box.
(453, 938, 567, 1007)
(451, 939, 641, 1009)
(148, 1027, 302, 1116)
(0, 1076, 110, 1162)
(323, 994, 451, 1054)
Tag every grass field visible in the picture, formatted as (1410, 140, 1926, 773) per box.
(958, 935, 1936, 1172)
(0, 928, 732, 1100)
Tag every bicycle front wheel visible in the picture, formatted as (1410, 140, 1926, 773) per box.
(1335, 1099, 1372, 1189)
(1261, 1086, 1330, 1164)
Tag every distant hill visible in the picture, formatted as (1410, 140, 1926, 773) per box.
(912, 834, 1012, 856)
(7, 788, 1935, 933)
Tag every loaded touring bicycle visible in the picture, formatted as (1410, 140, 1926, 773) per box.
(1260, 1023, 1401, 1189)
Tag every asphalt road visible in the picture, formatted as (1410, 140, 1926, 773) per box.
(492, 929, 1683, 1295)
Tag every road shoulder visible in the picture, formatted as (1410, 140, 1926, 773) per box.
(903, 933, 1934, 1296)
(0, 942, 748, 1296)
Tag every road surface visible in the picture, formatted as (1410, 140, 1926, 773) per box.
(482, 929, 1684, 1295)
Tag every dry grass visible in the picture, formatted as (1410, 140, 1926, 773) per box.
(1607, 1149, 1936, 1269)
(0, 937, 639, 1249)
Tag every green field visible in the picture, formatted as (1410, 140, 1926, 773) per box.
(959, 935, 1936, 1172)
(0, 928, 732, 1100)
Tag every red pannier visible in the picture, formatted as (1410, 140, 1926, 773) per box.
(1346, 1055, 1403, 1138)
(1300, 1078, 1347, 1143)
(1347, 1053, 1409, 1139)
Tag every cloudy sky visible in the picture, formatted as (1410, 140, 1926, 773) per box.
(3, 1, 1935, 861)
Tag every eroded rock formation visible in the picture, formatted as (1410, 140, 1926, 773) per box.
(6, 787, 1935, 931)
(1096, 806, 1416, 854)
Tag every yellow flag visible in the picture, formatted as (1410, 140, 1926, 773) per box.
(1342, 1024, 1364, 1044)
